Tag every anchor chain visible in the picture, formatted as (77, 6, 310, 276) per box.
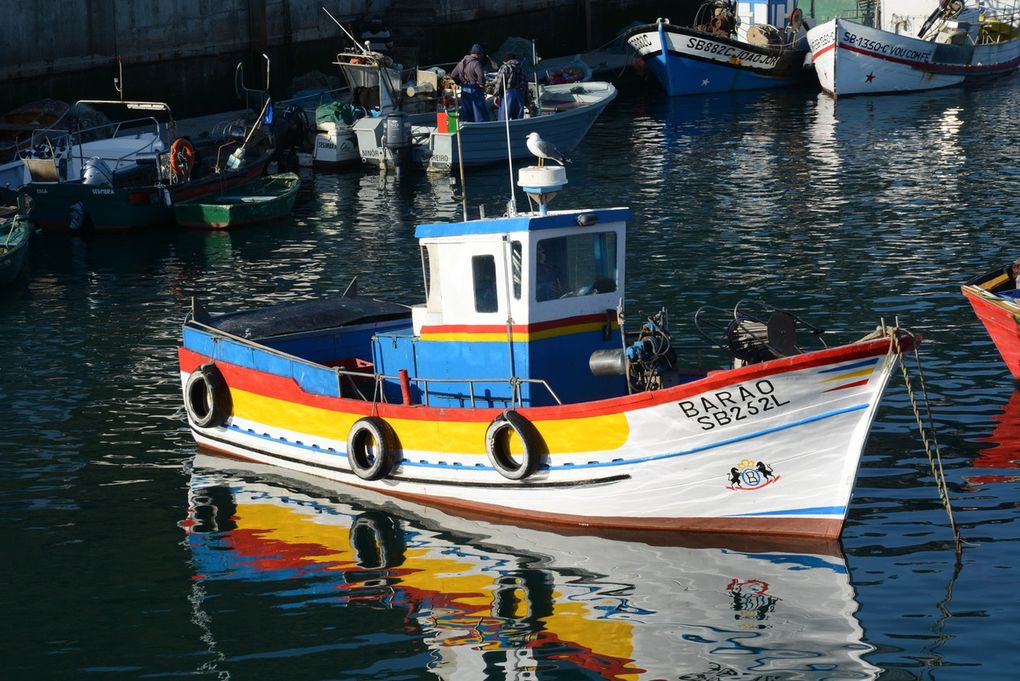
(889, 323, 962, 553)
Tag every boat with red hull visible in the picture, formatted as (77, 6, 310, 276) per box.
(962, 258, 1020, 379)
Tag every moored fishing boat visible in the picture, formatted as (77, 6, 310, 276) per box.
(962, 257, 1020, 379)
(174, 173, 300, 229)
(178, 161, 917, 540)
(807, 0, 1020, 96)
(23, 100, 272, 233)
(0, 206, 31, 283)
(625, 0, 812, 95)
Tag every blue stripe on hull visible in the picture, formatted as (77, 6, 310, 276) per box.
(648, 53, 800, 95)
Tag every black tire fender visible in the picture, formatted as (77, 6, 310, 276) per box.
(485, 410, 541, 480)
(347, 417, 397, 481)
(184, 363, 230, 428)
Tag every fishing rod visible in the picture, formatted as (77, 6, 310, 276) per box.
(321, 5, 372, 55)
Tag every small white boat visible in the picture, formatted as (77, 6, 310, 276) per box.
(808, 0, 1020, 96)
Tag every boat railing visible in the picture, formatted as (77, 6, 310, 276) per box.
(28, 115, 169, 167)
(337, 369, 563, 408)
(186, 318, 562, 408)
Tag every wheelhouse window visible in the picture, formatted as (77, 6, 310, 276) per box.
(511, 240, 522, 300)
(472, 255, 498, 313)
(535, 232, 617, 302)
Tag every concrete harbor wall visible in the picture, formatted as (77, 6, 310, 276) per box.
(1, 0, 678, 117)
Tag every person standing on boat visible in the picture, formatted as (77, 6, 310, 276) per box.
(451, 44, 490, 123)
(493, 53, 527, 121)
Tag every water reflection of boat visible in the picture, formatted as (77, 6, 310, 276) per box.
(969, 390, 1020, 486)
(185, 452, 879, 680)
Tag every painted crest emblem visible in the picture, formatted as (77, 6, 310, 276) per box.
(725, 458, 780, 490)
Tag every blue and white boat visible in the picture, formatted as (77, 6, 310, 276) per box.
(626, 0, 812, 95)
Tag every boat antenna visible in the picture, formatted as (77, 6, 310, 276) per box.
(501, 71, 517, 216)
(321, 5, 372, 55)
(453, 89, 468, 220)
(531, 40, 542, 112)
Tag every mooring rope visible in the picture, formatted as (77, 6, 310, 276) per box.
(889, 324, 962, 554)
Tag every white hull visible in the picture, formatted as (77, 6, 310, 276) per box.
(180, 331, 905, 539)
(809, 17, 1020, 96)
(312, 122, 359, 167)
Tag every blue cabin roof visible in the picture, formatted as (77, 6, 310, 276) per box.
(414, 208, 632, 239)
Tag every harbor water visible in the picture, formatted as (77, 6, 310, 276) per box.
(4, 78, 1020, 678)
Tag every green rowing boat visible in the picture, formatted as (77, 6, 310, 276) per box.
(174, 173, 300, 229)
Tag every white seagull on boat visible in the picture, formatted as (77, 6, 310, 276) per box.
(526, 132, 567, 166)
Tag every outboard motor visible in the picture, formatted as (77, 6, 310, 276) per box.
(383, 111, 411, 170)
(271, 104, 310, 171)
(82, 157, 113, 186)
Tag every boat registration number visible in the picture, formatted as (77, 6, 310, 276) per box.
(678, 379, 790, 431)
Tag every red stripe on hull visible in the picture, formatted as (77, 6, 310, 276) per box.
(421, 311, 615, 335)
(179, 331, 908, 422)
(840, 42, 1020, 75)
(824, 378, 870, 393)
(963, 287, 1020, 380)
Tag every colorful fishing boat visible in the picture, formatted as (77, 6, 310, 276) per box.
(184, 451, 879, 679)
(807, 0, 1020, 97)
(178, 162, 916, 540)
(174, 173, 300, 229)
(962, 257, 1020, 379)
(625, 0, 812, 95)
(0, 208, 31, 283)
(22, 100, 272, 233)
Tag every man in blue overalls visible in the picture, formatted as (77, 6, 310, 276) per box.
(493, 53, 526, 121)
(450, 44, 490, 123)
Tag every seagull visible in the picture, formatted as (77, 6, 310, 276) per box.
(526, 132, 567, 167)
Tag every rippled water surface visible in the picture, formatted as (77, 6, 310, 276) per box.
(3, 78, 1020, 679)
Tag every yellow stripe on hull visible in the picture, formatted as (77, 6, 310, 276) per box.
(421, 321, 616, 343)
(231, 388, 631, 454)
(820, 367, 874, 383)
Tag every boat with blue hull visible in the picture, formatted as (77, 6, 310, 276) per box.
(626, 0, 812, 95)
(178, 160, 918, 540)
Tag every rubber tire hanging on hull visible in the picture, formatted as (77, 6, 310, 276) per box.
(347, 417, 397, 481)
(184, 363, 230, 428)
(485, 410, 541, 480)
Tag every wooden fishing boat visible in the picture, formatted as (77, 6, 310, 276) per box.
(174, 173, 300, 229)
(22, 100, 273, 233)
(0, 208, 31, 283)
(178, 163, 917, 540)
(962, 258, 1020, 379)
(625, 1, 812, 96)
(808, 1, 1020, 97)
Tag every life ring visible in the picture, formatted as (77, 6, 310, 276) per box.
(184, 363, 230, 428)
(485, 410, 540, 480)
(170, 137, 195, 180)
(347, 417, 397, 480)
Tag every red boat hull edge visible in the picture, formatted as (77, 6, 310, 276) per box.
(963, 286, 1020, 380)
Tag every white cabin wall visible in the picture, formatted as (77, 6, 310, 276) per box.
(879, 0, 941, 33)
